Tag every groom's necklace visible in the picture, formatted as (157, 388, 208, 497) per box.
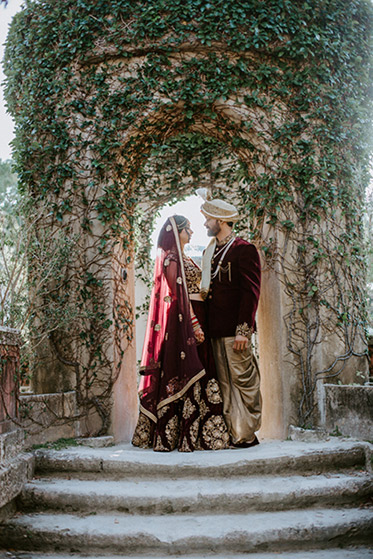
(216, 232, 235, 247)
(213, 234, 236, 260)
(211, 237, 235, 280)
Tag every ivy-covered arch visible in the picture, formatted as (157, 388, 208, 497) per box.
(4, 0, 372, 439)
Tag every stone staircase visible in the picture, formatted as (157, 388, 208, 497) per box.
(0, 439, 372, 558)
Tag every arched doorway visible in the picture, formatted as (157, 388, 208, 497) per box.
(122, 133, 288, 442)
(107, 115, 307, 442)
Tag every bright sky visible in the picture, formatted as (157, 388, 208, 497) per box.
(151, 195, 209, 254)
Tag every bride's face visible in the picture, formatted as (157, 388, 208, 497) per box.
(179, 222, 193, 245)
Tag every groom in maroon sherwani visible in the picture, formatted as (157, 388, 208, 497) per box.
(200, 197, 262, 447)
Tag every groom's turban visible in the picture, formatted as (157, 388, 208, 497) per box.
(200, 198, 240, 222)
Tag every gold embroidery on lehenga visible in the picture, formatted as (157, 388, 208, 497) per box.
(165, 415, 179, 446)
(199, 399, 209, 419)
(157, 404, 169, 418)
(206, 379, 223, 404)
(154, 436, 168, 451)
(202, 415, 230, 450)
(180, 437, 192, 452)
(193, 381, 201, 403)
(190, 418, 200, 445)
(131, 413, 152, 448)
(182, 398, 196, 419)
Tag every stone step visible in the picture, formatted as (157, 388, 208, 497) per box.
(4, 548, 373, 559)
(19, 472, 373, 514)
(33, 440, 371, 479)
(1, 508, 372, 553)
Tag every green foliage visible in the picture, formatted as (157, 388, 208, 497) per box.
(330, 425, 343, 437)
(32, 437, 79, 451)
(3, 0, 372, 430)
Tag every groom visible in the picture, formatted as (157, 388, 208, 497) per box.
(200, 197, 262, 447)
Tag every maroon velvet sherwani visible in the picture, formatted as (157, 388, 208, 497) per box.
(207, 238, 261, 338)
(207, 237, 262, 445)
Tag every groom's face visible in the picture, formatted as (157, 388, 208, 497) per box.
(204, 218, 221, 237)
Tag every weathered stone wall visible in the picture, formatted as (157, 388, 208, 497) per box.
(318, 382, 373, 440)
(0, 429, 34, 520)
(20, 391, 81, 447)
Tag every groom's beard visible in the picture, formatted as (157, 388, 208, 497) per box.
(206, 221, 221, 237)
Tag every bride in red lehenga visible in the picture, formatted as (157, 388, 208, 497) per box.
(132, 215, 230, 452)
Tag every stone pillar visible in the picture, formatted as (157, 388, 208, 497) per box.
(257, 265, 289, 439)
(111, 248, 139, 442)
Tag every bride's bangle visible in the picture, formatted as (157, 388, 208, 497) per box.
(191, 314, 200, 332)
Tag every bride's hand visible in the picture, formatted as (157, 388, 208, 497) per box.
(194, 326, 205, 345)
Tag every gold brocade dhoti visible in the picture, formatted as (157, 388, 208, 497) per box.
(211, 336, 262, 445)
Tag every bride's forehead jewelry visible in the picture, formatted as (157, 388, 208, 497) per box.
(169, 216, 189, 231)
(177, 218, 189, 230)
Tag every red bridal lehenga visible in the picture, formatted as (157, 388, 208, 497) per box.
(132, 217, 230, 452)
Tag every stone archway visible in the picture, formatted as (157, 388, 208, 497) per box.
(5, 1, 370, 441)
(108, 110, 294, 441)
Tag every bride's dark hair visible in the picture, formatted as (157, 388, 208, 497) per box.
(157, 215, 189, 251)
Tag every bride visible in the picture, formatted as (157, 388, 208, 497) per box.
(132, 215, 229, 452)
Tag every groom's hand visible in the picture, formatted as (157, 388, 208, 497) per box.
(233, 335, 249, 352)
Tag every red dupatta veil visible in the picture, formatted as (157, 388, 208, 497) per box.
(138, 216, 206, 423)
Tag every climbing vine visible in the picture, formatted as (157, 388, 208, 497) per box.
(3, 0, 372, 431)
